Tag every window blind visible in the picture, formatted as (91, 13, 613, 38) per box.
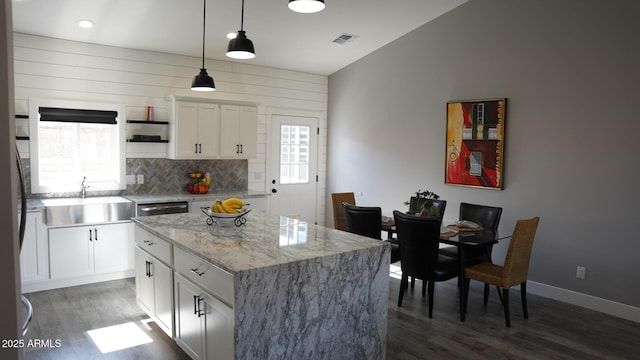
(39, 107, 118, 125)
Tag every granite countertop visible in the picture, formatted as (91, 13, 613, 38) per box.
(131, 210, 387, 275)
(124, 190, 269, 204)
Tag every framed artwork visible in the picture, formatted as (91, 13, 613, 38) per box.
(445, 98, 506, 190)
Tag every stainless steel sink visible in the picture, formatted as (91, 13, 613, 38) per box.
(42, 196, 134, 226)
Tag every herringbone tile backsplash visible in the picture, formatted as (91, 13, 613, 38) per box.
(20, 158, 248, 198)
(126, 158, 248, 195)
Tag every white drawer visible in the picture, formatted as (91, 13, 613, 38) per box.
(173, 246, 234, 307)
(134, 226, 172, 265)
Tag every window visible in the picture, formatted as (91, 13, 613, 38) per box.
(279, 124, 310, 184)
(29, 99, 126, 194)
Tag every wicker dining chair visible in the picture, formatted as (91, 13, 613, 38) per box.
(463, 216, 540, 327)
(331, 192, 355, 231)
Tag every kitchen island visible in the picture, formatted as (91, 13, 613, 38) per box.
(131, 210, 389, 360)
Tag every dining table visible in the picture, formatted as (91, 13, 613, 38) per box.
(381, 219, 511, 321)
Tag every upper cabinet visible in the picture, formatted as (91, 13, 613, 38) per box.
(220, 105, 258, 158)
(168, 100, 221, 159)
(168, 97, 257, 160)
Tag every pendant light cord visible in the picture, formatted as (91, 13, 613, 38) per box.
(201, 0, 207, 69)
(240, 0, 245, 31)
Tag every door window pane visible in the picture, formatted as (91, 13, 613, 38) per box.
(279, 124, 310, 184)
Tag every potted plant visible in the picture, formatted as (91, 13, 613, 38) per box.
(404, 189, 440, 217)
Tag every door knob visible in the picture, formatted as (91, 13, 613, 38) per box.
(271, 188, 277, 193)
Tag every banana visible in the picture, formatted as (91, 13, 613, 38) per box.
(220, 201, 239, 214)
(223, 198, 244, 208)
(211, 200, 225, 213)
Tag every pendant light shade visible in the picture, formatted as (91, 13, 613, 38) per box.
(227, 31, 255, 59)
(191, 68, 215, 91)
(288, 0, 325, 14)
(192, 0, 215, 91)
(227, 0, 255, 60)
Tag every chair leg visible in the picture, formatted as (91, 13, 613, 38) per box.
(463, 278, 471, 319)
(398, 275, 408, 307)
(422, 279, 427, 297)
(411, 276, 415, 289)
(496, 286, 504, 305)
(502, 287, 511, 327)
(521, 282, 529, 319)
(427, 281, 435, 318)
(483, 283, 490, 305)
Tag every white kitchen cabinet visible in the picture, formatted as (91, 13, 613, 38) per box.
(174, 273, 234, 360)
(19, 210, 48, 284)
(135, 247, 173, 337)
(168, 100, 221, 159)
(220, 104, 257, 158)
(49, 222, 133, 280)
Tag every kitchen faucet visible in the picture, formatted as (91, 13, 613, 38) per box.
(81, 176, 90, 198)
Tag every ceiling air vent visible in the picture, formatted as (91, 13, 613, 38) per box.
(332, 33, 359, 45)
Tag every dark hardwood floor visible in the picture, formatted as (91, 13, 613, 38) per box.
(23, 268, 640, 360)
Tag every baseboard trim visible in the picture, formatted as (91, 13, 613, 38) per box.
(22, 271, 135, 293)
(527, 281, 640, 323)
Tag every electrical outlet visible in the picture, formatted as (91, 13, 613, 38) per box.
(126, 175, 136, 184)
(576, 266, 586, 279)
(136, 174, 144, 184)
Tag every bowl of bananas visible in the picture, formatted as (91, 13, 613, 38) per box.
(201, 198, 250, 228)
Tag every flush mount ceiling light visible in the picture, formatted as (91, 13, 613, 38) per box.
(191, 0, 215, 91)
(76, 19, 95, 29)
(288, 0, 325, 14)
(227, 0, 255, 59)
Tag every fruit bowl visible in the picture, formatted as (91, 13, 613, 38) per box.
(201, 207, 251, 227)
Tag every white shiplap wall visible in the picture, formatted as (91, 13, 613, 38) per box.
(13, 33, 329, 224)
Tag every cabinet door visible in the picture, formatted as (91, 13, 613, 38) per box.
(20, 211, 48, 283)
(49, 226, 94, 279)
(238, 106, 257, 158)
(220, 105, 241, 157)
(94, 223, 134, 274)
(154, 259, 174, 337)
(135, 247, 154, 315)
(173, 101, 200, 159)
(203, 292, 234, 360)
(174, 274, 205, 360)
(197, 103, 221, 157)
(220, 105, 257, 158)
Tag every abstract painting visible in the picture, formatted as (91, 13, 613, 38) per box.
(445, 98, 506, 190)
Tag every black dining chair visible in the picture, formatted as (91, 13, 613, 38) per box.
(440, 202, 503, 302)
(343, 203, 400, 263)
(393, 210, 459, 318)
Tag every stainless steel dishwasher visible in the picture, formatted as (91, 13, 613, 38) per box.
(136, 201, 189, 216)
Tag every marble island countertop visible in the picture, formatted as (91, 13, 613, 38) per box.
(131, 210, 388, 274)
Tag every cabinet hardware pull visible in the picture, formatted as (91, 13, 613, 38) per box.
(193, 295, 198, 315)
(240, 144, 243, 153)
(89, 229, 93, 242)
(198, 144, 202, 153)
(197, 296, 204, 318)
(144, 239, 154, 246)
(195, 144, 198, 154)
(190, 268, 205, 276)
(94, 228, 98, 241)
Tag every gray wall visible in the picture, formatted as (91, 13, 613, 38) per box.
(327, 0, 640, 309)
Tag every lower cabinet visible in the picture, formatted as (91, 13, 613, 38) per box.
(20, 210, 48, 284)
(49, 222, 133, 279)
(174, 273, 234, 360)
(135, 247, 173, 337)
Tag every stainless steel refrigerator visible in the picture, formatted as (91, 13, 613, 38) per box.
(17, 145, 32, 335)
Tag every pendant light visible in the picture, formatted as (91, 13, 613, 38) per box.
(192, 0, 215, 91)
(288, 0, 325, 14)
(226, 0, 255, 60)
